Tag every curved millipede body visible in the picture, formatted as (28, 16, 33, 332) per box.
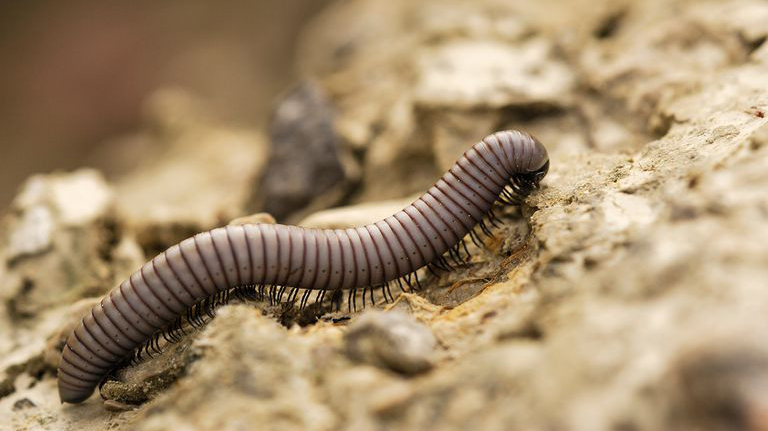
(57, 130, 549, 404)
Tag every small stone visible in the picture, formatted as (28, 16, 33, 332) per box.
(344, 310, 437, 375)
(255, 81, 346, 221)
(103, 399, 139, 412)
(367, 381, 414, 415)
(12, 398, 36, 411)
(7, 206, 53, 261)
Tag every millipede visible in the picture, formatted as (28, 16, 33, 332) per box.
(57, 130, 550, 404)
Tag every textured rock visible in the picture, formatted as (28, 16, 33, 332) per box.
(99, 331, 198, 406)
(113, 89, 268, 255)
(133, 305, 339, 431)
(0, 170, 133, 318)
(415, 39, 575, 109)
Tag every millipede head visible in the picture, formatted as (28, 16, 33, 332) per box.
(511, 159, 549, 196)
(485, 130, 549, 197)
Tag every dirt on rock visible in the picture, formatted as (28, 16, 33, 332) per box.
(2, 0, 768, 430)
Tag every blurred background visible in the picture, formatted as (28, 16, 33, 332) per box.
(0, 0, 329, 209)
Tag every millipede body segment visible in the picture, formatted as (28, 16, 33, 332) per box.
(57, 130, 549, 404)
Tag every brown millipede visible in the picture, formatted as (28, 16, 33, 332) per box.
(57, 130, 549, 404)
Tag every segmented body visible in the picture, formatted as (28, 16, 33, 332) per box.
(57, 130, 549, 404)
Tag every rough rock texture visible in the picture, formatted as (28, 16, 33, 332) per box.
(3, 0, 768, 430)
(112, 89, 268, 257)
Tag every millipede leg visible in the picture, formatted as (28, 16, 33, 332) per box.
(396, 278, 406, 293)
(383, 282, 393, 303)
(448, 247, 463, 265)
(300, 289, 312, 309)
(478, 220, 494, 237)
(289, 287, 300, 304)
(469, 229, 483, 247)
(460, 239, 471, 260)
(369, 286, 376, 306)
(331, 289, 343, 312)
(438, 256, 454, 270)
(315, 289, 326, 306)
(487, 209, 502, 228)
(404, 274, 413, 291)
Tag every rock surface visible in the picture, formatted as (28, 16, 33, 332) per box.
(3, 0, 768, 430)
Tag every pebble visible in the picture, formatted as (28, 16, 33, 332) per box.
(344, 310, 437, 375)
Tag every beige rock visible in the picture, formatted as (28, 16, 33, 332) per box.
(114, 89, 268, 236)
(297, 196, 416, 229)
(133, 305, 337, 431)
(0, 170, 126, 318)
(5, 169, 112, 261)
(227, 212, 277, 226)
(415, 39, 575, 109)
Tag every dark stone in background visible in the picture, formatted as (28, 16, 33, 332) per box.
(255, 81, 346, 221)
